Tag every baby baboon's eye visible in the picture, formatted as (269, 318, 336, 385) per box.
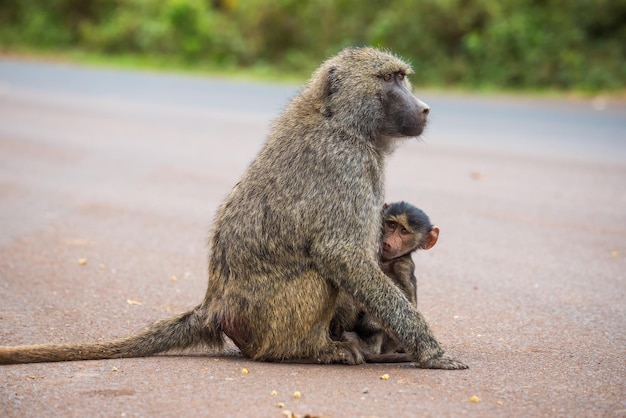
(396, 73, 405, 81)
(382, 73, 393, 82)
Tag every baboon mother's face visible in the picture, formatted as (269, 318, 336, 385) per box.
(379, 71, 430, 138)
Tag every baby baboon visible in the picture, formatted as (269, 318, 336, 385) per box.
(332, 201, 440, 359)
(380, 201, 439, 308)
(0, 47, 466, 369)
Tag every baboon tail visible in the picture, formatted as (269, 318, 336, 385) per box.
(0, 306, 224, 364)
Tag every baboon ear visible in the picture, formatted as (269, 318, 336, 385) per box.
(422, 226, 439, 250)
(313, 65, 338, 116)
(326, 66, 339, 95)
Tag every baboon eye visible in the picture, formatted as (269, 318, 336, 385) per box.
(396, 73, 405, 81)
(382, 73, 393, 82)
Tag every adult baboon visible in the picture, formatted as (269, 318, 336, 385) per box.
(0, 47, 467, 369)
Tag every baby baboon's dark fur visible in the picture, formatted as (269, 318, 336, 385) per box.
(0, 47, 467, 369)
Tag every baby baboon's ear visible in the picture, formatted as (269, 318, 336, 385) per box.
(422, 226, 439, 250)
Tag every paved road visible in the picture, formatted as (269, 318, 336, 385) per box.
(0, 59, 624, 418)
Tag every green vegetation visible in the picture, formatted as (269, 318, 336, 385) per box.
(1, 0, 624, 91)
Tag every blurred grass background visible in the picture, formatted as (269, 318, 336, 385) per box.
(0, 0, 624, 92)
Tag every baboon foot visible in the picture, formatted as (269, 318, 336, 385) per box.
(315, 341, 365, 365)
(417, 354, 468, 370)
(273, 340, 365, 365)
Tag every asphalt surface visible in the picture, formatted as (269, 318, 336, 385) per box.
(0, 59, 624, 418)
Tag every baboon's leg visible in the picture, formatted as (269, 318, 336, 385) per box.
(272, 340, 365, 365)
(219, 271, 364, 365)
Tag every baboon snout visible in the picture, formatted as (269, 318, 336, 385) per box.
(383, 85, 429, 137)
(416, 98, 430, 116)
(381, 236, 401, 259)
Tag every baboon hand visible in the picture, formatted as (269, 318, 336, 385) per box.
(417, 354, 468, 370)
